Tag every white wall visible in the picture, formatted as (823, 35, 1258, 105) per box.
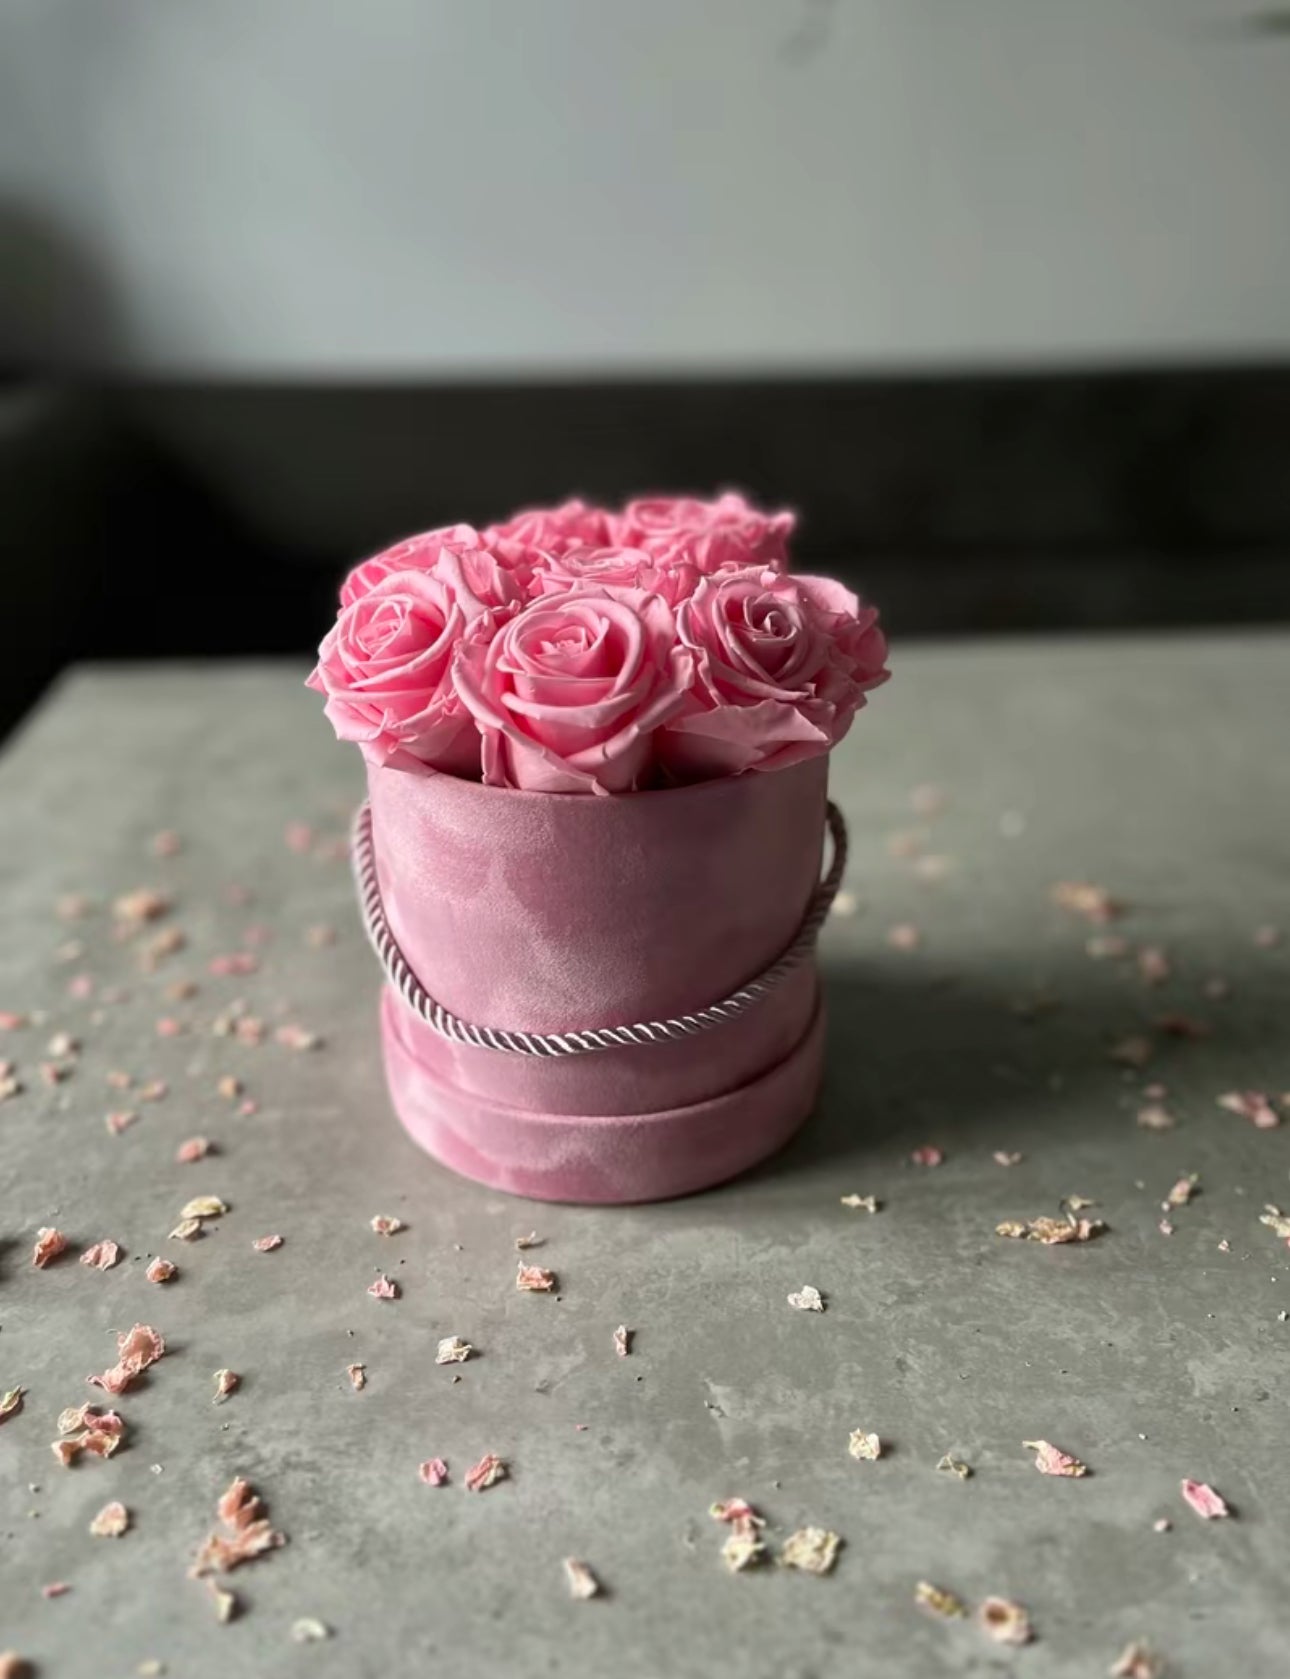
(4, 0, 1289, 373)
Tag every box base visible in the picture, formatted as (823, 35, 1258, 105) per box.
(380, 986, 824, 1204)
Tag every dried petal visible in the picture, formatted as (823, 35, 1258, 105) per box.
(418, 1458, 448, 1486)
(787, 1285, 825, 1312)
(274, 1023, 320, 1051)
(709, 1500, 767, 1571)
(88, 1323, 165, 1394)
(1217, 1090, 1280, 1129)
(1137, 1104, 1176, 1131)
(59, 1402, 123, 1438)
(89, 1500, 129, 1538)
(435, 1337, 473, 1366)
(190, 1477, 286, 1576)
(1052, 881, 1123, 923)
(213, 1369, 240, 1403)
(209, 1584, 239, 1622)
(176, 1138, 212, 1164)
(168, 1218, 203, 1242)
(721, 1531, 767, 1572)
(1024, 1439, 1088, 1477)
(978, 1596, 1033, 1645)
(146, 1257, 177, 1284)
(113, 887, 170, 926)
(1136, 945, 1172, 986)
(32, 1228, 68, 1269)
(367, 1274, 398, 1301)
(1259, 1204, 1290, 1239)
(1110, 1641, 1164, 1679)
(514, 1231, 543, 1249)
(915, 1580, 967, 1617)
(517, 1264, 556, 1292)
(563, 1558, 601, 1600)
(369, 1214, 404, 1235)
(0, 1387, 23, 1422)
(80, 1240, 121, 1271)
(992, 1151, 1023, 1167)
(346, 1363, 366, 1391)
(208, 953, 259, 977)
(840, 1193, 881, 1210)
(142, 926, 186, 968)
(996, 1215, 1106, 1245)
(290, 1619, 330, 1643)
(935, 1453, 972, 1479)
(613, 1325, 631, 1358)
(1180, 1478, 1229, 1519)
(910, 1145, 943, 1167)
(52, 1405, 126, 1466)
(41, 1583, 70, 1600)
(252, 1234, 283, 1252)
(1163, 1174, 1199, 1209)
(848, 1430, 882, 1461)
(179, 1196, 228, 1220)
(710, 1498, 765, 1528)
(780, 1526, 841, 1575)
(464, 1452, 506, 1492)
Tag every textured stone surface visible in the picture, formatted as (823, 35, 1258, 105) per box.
(1, 641, 1288, 1676)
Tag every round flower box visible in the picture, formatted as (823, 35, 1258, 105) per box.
(358, 753, 839, 1202)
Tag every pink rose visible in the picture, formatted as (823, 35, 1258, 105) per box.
(660, 569, 889, 779)
(532, 544, 702, 607)
(483, 499, 614, 561)
(340, 524, 527, 611)
(614, 491, 795, 573)
(452, 585, 694, 794)
(308, 565, 505, 773)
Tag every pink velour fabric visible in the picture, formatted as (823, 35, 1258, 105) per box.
(368, 755, 830, 1202)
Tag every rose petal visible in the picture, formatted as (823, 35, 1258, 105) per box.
(1180, 1478, 1229, 1519)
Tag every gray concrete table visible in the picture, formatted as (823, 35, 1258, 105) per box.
(2, 638, 1288, 1678)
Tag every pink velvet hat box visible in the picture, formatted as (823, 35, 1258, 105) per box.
(357, 754, 838, 1203)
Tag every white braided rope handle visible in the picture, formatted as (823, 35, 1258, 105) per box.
(351, 796, 847, 1058)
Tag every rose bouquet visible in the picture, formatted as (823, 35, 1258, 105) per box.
(315, 495, 889, 1205)
(308, 493, 888, 794)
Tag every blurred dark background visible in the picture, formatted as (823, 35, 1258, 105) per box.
(4, 1, 1290, 739)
